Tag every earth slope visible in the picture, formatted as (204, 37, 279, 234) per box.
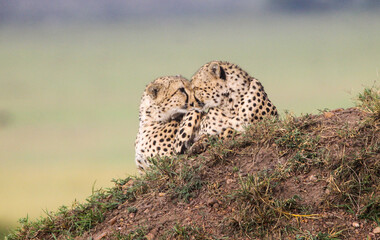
(8, 89, 380, 240)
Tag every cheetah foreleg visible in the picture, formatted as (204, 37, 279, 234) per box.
(174, 110, 203, 154)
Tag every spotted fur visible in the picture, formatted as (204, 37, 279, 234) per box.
(189, 61, 278, 143)
(135, 75, 201, 173)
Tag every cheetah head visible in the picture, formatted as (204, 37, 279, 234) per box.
(140, 75, 201, 123)
(191, 61, 229, 111)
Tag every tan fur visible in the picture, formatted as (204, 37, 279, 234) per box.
(135, 75, 201, 173)
(184, 61, 278, 145)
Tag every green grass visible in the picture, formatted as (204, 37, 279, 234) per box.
(161, 223, 214, 240)
(6, 175, 149, 239)
(5, 152, 202, 239)
(113, 227, 148, 240)
(147, 156, 203, 203)
(295, 229, 345, 240)
(1, 11, 380, 230)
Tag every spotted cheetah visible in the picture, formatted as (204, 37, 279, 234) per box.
(135, 75, 202, 173)
(178, 61, 278, 151)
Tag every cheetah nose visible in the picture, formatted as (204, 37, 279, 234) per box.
(194, 96, 205, 108)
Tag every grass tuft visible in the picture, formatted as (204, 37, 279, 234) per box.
(148, 155, 204, 203)
(161, 223, 212, 240)
(356, 86, 380, 123)
(113, 226, 147, 240)
(295, 228, 345, 240)
(226, 171, 317, 238)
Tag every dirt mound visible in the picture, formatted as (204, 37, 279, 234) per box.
(8, 89, 380, 240)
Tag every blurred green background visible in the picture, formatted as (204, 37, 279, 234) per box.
(1, 1, 380, 237)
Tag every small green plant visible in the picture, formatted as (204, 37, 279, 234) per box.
(356, 86, 380, 119)
(161, 223, 211, 240)
(168, 164, 203, 202)
(146, 155, 204, 203)
(171, 223, 192, 239)
(275, 121, 322, 175)
(276, 126, 305, 150)
(207, 137, 232, 164)
(113, 226, 148, 240)
(317, 108, 331, 113)
(358, 195, 380, 223)
(228, 172, 289, 237)
(231, 116, 279, 150)
(295, 228, 345, 240)
(147, 155, 178, 180)
(328, 148, 379, 215)
(127, 206, 138, 213)
(121, 178, 149, 202)
(227, 170, 321, 238)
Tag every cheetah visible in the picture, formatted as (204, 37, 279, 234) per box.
(178, 61, 278, 151)
(135, 75, 202, 173)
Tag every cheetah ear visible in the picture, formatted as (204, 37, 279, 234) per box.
(209, 63, 227, 81)
(147, 83, 161, 99)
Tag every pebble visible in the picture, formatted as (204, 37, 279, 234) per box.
(226, 179, 234, 184)
(373, 226, 380, 234)
(352, 222, 360, 228)
(93, 232, 107, 240)
(324, 112, 334, 119)
(109, 216, 117, 225)
(146, 228, 158, 240)
(146, 233, 155, 240)
(309, 175, 317, 181)
(207, 198, 217, 206)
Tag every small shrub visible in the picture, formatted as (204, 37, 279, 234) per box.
(161, 223, 211, 240)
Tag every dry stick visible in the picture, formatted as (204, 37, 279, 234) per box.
(256, 192, 321, 219)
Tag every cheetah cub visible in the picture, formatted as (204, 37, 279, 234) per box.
(135, 75, 201, 173)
